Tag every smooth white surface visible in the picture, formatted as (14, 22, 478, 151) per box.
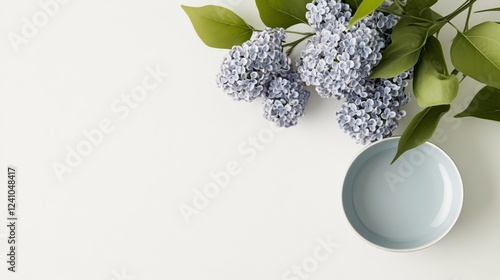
(0, 0, 499, 279)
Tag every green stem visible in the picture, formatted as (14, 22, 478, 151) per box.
(393, 0, 404, 12)
(452, 0, 471, 14)
(464, 3, 474, 31)
(286, 31, 315, 36)
(442, 0, 476, 23)
(284, 34, 314, 55)
(282, 39, 303, 47)
(379, 0, 476, 26)
(448, 21, 462, 33)
(376, 8, 435, 22)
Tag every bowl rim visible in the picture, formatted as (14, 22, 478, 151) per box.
(341, 136, 464, 252)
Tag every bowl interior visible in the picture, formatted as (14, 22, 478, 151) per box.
(342, 138, 463, 251)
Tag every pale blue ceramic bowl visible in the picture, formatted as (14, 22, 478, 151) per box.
(342, 137, 463, 252)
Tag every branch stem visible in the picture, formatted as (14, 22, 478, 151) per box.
(464, 3, 474, 31)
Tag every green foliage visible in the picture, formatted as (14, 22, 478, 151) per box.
(455, 86, 500, 121)
(181, 0, 500, 164)
(392, 105, 450, 164)
(404, 0, 437, 16)
(475, 7, 500, 13)
(405, 0, 438, 10)
(451, 22, 500, 89)
(414, 36, 459, 107)
(370, 0, 445, 79)
(347, 0, 385, 29)
(345, 0, 363, 10)
(255, 0, 310, 29)
(181, 5, 254, 49)
(369, 17, 437, 78)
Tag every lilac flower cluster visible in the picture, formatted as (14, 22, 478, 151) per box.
(213, 1, 411, 138)
(263, 70, 310, 127)
(297, 0, 411, 143)
(216, 28, 290, 102)
(336, 71, 411, 144)
(216, 28, 309, 127)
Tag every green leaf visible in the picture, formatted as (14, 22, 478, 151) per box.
(403, 0, 442, 28)
(475, 7, 500, 13)
(387, 2, 404, 14)
(413, 36, 459, 107)
(255, 0, 310, 29)
(405, 0, 437, 10)
(419, 8, 442, 21)
(455, 86, 500, 121)
(392, 105, 450, 164)
(370, 1, 446, 79)
(345, 0, 363, 10)
(370, 17, 431, 78)
(451, 21, 500, 89)
(404, 0, 437, 16)
(181, 5, 254, 49)
(347, 0, 385, 29)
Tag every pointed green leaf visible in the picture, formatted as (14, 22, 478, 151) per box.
(455, 86, 500, 121)
(370, 17, 429, 78)
(451, 21, 500, 89)
(392, 105, 450, 163)
(414, 36, 459, 107)
(370, 14, 445, 79)
(255, 0, 310, 29)
(181, 5, 254, 49)
(419, 8, 442, 21)
(345, 0, 363, 10)
(405, 0, 437, 10)
(475, 7, 500, 13)
(370, 4, 446, 79)
(387, 2, 404, 13)
(347, 0, 385, 29)
(404, 0, 437, 16)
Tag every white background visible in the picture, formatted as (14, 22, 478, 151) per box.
(1, 0, 499, 279)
